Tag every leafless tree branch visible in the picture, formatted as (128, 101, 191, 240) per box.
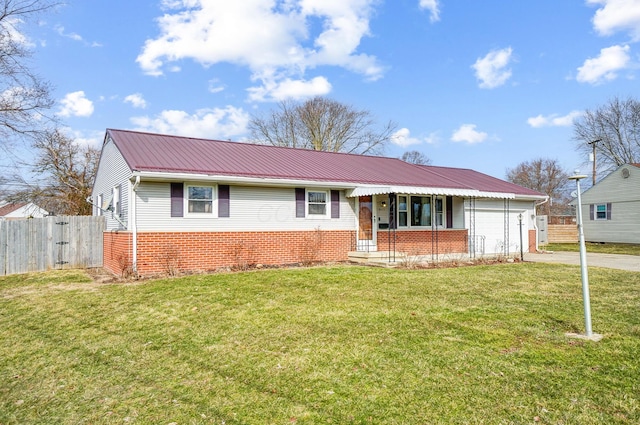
(248, 96, 396, 155)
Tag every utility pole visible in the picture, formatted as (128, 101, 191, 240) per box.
(587, 139, 602, 186)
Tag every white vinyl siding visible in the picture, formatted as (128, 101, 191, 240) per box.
(134, 183, 355, 232)
(465, 199, 534, 255)
(91, 138, 132, 230)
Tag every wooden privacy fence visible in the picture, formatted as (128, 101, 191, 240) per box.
(547, 224, 578, 243)
(0, 216, 105, 276)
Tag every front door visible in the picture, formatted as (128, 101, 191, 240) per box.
(357, 195, 376, 251)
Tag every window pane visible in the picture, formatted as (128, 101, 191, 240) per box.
(596, 204, 606, 219)
(308, 191, 327, 215)
(189, 186, 212, 200)
(399, 211, 407, 227)
(399, 196, 407, 211)
(435, 198, 443, 226)
(188, 186, 213, 213)
(411, 196, 431, 226)
(189, 200, 212, 213)
(309, 204, 326, 215)
(308, 192, 326, 203)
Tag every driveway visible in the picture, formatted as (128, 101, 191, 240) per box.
(524, 251, 640, 272)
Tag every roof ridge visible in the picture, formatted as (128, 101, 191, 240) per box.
(107, 128, 402, 162)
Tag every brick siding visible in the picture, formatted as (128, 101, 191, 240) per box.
(103, 230, 354, 276)
(528, 229, 537, 252)
(377, 229, 468, 255)
(103, 231, 133, 276)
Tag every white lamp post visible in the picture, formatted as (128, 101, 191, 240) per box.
(567, 171, 602, 341)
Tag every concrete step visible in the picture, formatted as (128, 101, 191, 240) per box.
(348, 251, 406, 265)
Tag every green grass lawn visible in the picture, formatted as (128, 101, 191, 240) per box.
(544, 242, 640, 256)
(1, 265, 639, 424)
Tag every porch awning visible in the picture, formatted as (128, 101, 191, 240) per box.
(346, 186, 515, 199)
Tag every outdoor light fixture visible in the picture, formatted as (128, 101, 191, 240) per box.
(517, 213, 524, 261)
(381, 200, 387, 208)
(567, 171, 602, 341)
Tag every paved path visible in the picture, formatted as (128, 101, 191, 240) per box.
(524, 251, 640, 272)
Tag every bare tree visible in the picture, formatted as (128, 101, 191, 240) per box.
(400, 150, 432, 165)
(6, 129, 99, 215)
(0, 0, 56, 142)
(506, 158, 570, 216)
(249, 96, 396, 155)
(573, 96, 640, 175)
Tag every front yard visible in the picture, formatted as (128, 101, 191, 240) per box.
(1, 264, 639, 424)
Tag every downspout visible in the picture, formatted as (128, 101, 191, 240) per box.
(131, 175, 140, 273)
(533, 197, 549, 252)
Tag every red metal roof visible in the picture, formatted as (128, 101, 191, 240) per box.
(106, 129, 545, 197)
(0, 202, 27, 217)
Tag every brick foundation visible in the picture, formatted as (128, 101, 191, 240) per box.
(103, 230, 355, 276)
(103, 231, 133, 276)
(377, 229, 468, 255)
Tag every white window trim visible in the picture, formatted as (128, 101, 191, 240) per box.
(408, 195, 433, 228)
(594, 203, 607, 221)
(434, 195, 446, 228)
(184, 183, 217, 218)
(306, 188, 330, 219)
(396, 194, 447, 229)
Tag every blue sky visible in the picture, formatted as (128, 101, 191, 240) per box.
(16, 0, 640, 179)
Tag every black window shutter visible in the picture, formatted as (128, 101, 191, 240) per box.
(170, 182, 184, 217)
(331, 190, 340, 218)
(589, 204, 594, 221)
(218, 185, 230, 217)
(446, 196, 453, 228)
(606, 202, 612, 220)
(295, 188, 305, 218)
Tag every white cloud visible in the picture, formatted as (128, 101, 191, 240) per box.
(450, 124, 487, 144)
(527, 110, 583, 128)
(208, 79, 225, 94)
(576, 44, 630, 84)
(54, 25, 83, 41)
(130, 106, 250, 139)
(419, 0, 440, 22)
(588, 0, 640, 41)
(62, 128, 104, 148)
(124, 93, 147, 109)
(472, 47, 513, 89)
(54, 25, 102, 47)
(1, 17, 33, 48)
(247, 75, 332, 102)
(390, 128, 426, 148)
(136, 0, 383, 101)
(58, 91, 94, 117)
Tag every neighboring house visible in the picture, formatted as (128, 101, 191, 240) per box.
(0, 202, 48, 220)
(577, 163, 640, 244)
(92, 129, 547, 276)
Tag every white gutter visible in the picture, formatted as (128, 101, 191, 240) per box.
(130, 171, 546, 201)
(130, 171, 358, 190)
(131, 175, 141, 273)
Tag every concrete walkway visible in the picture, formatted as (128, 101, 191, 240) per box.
(524, 251, 640, 272)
